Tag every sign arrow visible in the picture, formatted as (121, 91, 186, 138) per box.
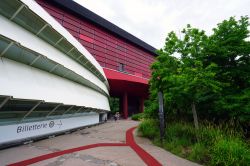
(56, 120, 62, 128)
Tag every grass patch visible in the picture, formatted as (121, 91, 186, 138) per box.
(138, 120, 250, 165)
(210, 138, 250, 166)
(188, 143, 209, 163)
(138, 119, 159, 139)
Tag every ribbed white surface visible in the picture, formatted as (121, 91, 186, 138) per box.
(21, 0, 107, 82)
(0, 15, 109, 94)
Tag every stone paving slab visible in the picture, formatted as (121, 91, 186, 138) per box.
(0, 120, 201, 166)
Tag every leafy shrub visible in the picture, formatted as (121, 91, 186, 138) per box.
(210, 138, 250, 166)
(143, 99, 158, 119)
(162, 122, 197, 157)
(138, 119, 159, 139)
(109, 97, 119, 114)
(163, 138, 190, 157)
(163, 141, 183, 155)
(197, 124, 225, 146)
(131, 113, 144, 121)
(165, 122, 196, 146)
(188, 143, 208, 163)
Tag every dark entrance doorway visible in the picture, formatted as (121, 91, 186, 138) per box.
(128, 96, 140, 117)
(109, 95, 144, 119)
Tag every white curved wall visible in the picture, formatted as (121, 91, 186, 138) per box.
(0, 15, 109, 95)
(0, 114, 99, 144)
(0, 0, 110, 146)
(22, 0, 107, 81)
(0, 58, 110, 110)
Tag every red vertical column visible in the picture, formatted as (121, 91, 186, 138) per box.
(139, 98, 144, 113)
(123, 92, 128, 119)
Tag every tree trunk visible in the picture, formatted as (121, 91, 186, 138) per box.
(191, 102, 199, 130)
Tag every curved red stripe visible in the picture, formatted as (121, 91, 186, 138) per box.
(8, 126, 162, 166)
(126, 127, 162, 166)
(8, 143, 127, 166)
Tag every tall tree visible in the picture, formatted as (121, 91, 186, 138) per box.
(148, 16, 250, 130)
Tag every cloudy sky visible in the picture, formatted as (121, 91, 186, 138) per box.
(73, 0, 250, 49)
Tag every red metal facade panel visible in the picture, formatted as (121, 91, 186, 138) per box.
(37, 0, 155, 79)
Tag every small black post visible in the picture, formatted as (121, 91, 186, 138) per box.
(158, 91, 165, 143)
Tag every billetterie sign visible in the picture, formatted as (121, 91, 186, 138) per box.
(17, 121, 57, 133)
(0, 114, 99, 144)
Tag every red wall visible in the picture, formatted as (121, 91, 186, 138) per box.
(37, 1, 155, 79)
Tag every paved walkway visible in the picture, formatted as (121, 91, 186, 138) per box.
(0, 120, 201, 166)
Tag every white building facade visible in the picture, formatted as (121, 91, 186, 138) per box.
(0, 0, 110, 147)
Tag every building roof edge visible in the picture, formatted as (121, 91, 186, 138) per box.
(48, 0, 157, 56)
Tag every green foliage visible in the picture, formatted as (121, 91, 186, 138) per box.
(139, 120, 249, 165)
(142, 15, 250, 166)
(188, 143, 208, 163)
(131, 113, 144, 121)
(138, 119, 159, 139)
(163, 140, 184, 156)
(197, 124, 224, 146)
(109, 97, 119, 114)
(165, 122, 196, 145)
(143, 99, 158, 119)
(210, 138, 250, 166)
(148, 16, 250, 128)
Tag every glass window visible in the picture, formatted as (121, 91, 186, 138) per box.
(26, 103, 59, 119)
(53, 65, 69, 78)
(32, 56, 56, 72)
(78, 56, 88, 64)
(3, 44, 22, 60)
(0, 36, 11, 55)
(4, 45, 37, 65)
(57, 39, 73, 53)
(38, 27, 62, 46)
(118, 63, 125, 72)
(49, 105, 72, 116)
(63, 106, 81, 115)
(79, 107, 91, 113)
(13, 7, 45, 34)
(66, 71, 78, 82)
(69, 49, 81, 59)
(85, 62, 92, 69)
(0, 0, 22, 19)
(0, 99, 38, 123)
(0, 96, 8, 104)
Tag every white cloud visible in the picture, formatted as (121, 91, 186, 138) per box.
(73, 0, 250, 49)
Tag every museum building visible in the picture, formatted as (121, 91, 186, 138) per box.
(0, 0, 156, 147)
(36, 0, 157, 118)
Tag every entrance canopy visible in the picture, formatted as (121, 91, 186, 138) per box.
(103, 68, 149, 98)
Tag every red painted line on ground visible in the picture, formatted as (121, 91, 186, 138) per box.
(8, 126, 162, 166)
(126, 127, 162, 166)
(8, 143, 127, 166)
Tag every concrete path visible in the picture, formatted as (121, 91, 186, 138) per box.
(0, 120, 201, 166)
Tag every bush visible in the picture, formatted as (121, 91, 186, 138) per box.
(210, 138, 250, 166)
(131, 113, 144, 121)
(162, 122, 197, 157)
(197, 124, 225, 146)
(188, 143, 208, 163)
(138, 119, 159, 139)
(163, 140, 184, 155)
(163, 139, 190, 157)
(165, 122, 196, 146)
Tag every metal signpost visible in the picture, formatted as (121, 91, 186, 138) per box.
(158, 91, 165, 143)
